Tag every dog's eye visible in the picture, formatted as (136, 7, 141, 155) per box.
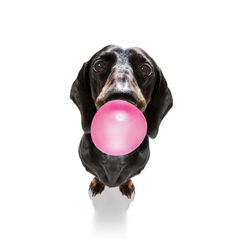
(139, 63, 152, 77)
(93, 60, 106, 73)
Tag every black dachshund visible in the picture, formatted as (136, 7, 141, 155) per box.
(70, 45, 173, 198)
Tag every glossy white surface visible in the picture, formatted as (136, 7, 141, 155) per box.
(0, 0, 250, 249)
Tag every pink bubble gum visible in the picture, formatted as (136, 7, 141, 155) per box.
(90, 100, 147, 156)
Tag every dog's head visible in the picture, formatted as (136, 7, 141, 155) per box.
(70, 45, 173, 138)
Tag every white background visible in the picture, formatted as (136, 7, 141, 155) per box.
(0, 0, 249, 249)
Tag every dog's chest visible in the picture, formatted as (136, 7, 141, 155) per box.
(100, 154, 130, 168)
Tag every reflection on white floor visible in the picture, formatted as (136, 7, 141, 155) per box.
(90, 187, 134, 236)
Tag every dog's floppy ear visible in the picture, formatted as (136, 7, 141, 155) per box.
(70, 62, 97, 133)
(145, 68, 173, 139)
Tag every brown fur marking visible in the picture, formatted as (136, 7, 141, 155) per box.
(119, 179, 135, 198)
(89, 177, 105, 196)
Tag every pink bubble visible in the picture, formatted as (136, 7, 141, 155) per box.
(90, 100, 147, 156)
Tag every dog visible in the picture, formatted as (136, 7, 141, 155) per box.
(70, 45, 173, 198)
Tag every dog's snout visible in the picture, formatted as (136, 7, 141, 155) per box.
(110, 72, 133, 89)
(95, 68, 147, 111)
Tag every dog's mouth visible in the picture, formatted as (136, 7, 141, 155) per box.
(105, 93, 137, 106)
(95, 93, 147, 112)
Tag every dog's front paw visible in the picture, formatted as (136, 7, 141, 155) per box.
(89, 177, 105, 197)
(119, 180, 135, 199)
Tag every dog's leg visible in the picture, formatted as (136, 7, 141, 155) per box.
(89, 177, 105, 196)
(119, 179, 135, 199)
